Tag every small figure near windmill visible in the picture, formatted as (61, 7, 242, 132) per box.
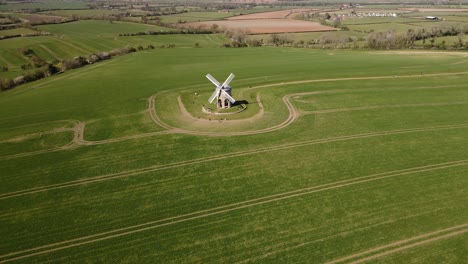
(206, 73, 236, 108)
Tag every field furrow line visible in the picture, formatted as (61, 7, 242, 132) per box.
(39, 45, 61, 60)
(326, 224, 468, 264)
(1, 160, 467, 263)
(2, 123, 468, 199)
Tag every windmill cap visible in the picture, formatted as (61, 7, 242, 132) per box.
(222, 86, 231, 91)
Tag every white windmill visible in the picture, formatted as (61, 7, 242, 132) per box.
(206, 73, 236, 108)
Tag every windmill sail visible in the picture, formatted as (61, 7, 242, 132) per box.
(206, 73, 236, 105)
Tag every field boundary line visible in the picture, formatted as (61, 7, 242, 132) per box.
(2, 123, 468, 199)
(1, 160, 467, 263)
(327, 223, 468, 264)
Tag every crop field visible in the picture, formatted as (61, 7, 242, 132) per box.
(39, 9, 132, 18)
(346, 22, 420, 33)
(342, 17, 421, 25)
(0, 0, 88, 12)
(246, 31, 365, 45)
(0, 47, 467, 263)
(186, 19, 337, 34)
(0, 28, 38, 37)
(226, 9, 316, 20)
(14, 13, 64, 25)
(159, 12, 234, 24)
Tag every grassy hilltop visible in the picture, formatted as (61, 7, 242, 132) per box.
(0, 46, 467, 262)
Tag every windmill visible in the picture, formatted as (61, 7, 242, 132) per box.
(206, 73, 236, 108)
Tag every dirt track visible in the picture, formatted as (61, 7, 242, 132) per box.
(177, 94, 265, 124)
(1, 159, 467, 263)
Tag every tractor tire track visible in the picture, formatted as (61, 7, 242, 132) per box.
(247, 71, 468, 91)
(327, 223, 468, 264)
(2, 123, 468, 199)
(302, 101, 468, 115)
(0, 121, 82, 161)
(0, 127, 73, 144)
(1, 160, 467, 263)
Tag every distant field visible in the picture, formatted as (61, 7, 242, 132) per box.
(38, 20, 173, 37)
(226, 9, 316, 20)
(186, 19, 337, 34)
(40, 9, 124, 17)
(158, 11, 233, 24)
(0, 48, 467, 262)
(347, 22, 421, 33)
(443, 15, 468, 22)
(0, 0, 88, 11)
(342, 17, 421, 25)
(15, 13, 64, 25)
(399, 8, 468, 12)
(0, 27, 38, 37)
(247, 30, 365, 44)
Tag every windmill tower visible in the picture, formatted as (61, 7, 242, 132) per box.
(206, 73, 236, 108)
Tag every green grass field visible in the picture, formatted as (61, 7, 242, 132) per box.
(39, 9, 126, 17)
(0, 46, 467, 263)
(0, 28, 38, 37)
(158, 11, 233, 24)
(0, 0, 88, 11)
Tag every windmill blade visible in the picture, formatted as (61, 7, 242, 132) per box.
(221, 90, 236, 104)
(221, 73, 235, 88)
(206, 74, 220, 87)
(208, 87, 221, 103)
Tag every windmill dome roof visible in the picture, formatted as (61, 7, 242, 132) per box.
(222, 86, 231, 91)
